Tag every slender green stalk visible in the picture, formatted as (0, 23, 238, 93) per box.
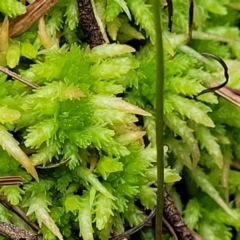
(152, 1, 164, 240)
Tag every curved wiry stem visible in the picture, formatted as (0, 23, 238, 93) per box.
(109, 208, 156, 240)
(198, 52, 229, 96)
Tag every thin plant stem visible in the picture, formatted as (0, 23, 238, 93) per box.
(109, 208, 156, 240)
(162, 217, 178, 240)
(0, 192, 40, 232)
(152, 1, 165, 240)
(0, 66, 39, 89)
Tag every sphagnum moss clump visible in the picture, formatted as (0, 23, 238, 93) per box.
(0, 0, 240, 239)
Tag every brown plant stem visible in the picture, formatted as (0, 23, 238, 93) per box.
(0, 176, 23, 186)
(109, 208, 156, 240)
(9, 0, 57, 38)
(162, 217, 178, 240)
(0, 221, 37, 240)
(0, 66, 39, 89)
(0, 192, 40, 232)
(216, 87, 240, 108)
(163, 187, 203, 240)
(77, 0, 105, 48)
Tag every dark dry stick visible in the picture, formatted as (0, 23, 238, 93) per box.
(225, 86, 240, 96)
(166, 0, 173, 32)
(0, 192, 40, 232)
(0, 221, 37, 240)
(215, 86, 240, 108)
(164, 188, 202, 240)
(162, 217, 178, 240)
(109, 208, 156, 240)
(187, 0, 194, 45)
(0, 66, 39, 89)
(9, 0, 57, 37)
(111, 232, 127, 240)
(0, 176, 23, 186)
(77, 0, 105, 48)
(109, 209, 179, 240)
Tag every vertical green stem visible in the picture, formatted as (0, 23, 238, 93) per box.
(152, 1, 164, 240)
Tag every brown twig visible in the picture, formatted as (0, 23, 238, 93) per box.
(163, 187, 202, 240)
(162, 217, 178, 240)
(0, 192, 40, 232)
(225, 86, 240, 96)
(142, 210, 154, 227)
(77, 0, 105, 48)
(0, 176, 23, 186)
(109, 208, 180, 240)
(0, 66, 39, 89)
(0, 221, 37, 240)
(109, 208, 156, 240)
(9, 0, 57, 38)
(111, 232, 127, 240)
(215, 87, 240, 108)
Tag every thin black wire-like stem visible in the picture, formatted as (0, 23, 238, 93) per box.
(109, 208, 156, 240)
(166, 0, 173, 32)
(198, 52, 229, 95)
